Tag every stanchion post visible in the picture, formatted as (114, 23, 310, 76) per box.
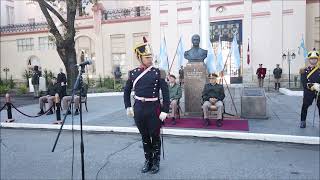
(55, 93, 61, 122)
(5, 93, 15, 123)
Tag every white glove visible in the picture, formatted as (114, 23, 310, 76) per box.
(126, 107, 134, 117)
(311, 83, 320, 92)
(159, 112, 168, 121)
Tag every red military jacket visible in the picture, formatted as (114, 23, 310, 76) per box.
(256, 68, 266, 79)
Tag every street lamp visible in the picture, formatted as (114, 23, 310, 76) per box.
(282, 50, 296, 88)
(2, 67, 10, 82)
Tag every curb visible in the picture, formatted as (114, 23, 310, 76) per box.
(279, 88, 303, 96)
(87, 92, 123, 97)
(1, 122, 319, 145)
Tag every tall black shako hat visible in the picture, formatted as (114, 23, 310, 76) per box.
(134, 37, 153, 60)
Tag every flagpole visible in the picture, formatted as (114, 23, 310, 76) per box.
(163, 35, 170, 71)
(168, 37, 182, 74)
(219, 46, 238, 116)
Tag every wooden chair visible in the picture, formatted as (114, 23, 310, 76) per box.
(70, 95, 88, 112)
(201, 97, 225, 121)
(169, 98, 182, 119)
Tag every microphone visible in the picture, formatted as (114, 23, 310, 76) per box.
(75, 60, 92, 67)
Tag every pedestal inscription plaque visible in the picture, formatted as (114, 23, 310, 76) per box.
(241, 88, 268, 119)
(184, 62, 207, 114)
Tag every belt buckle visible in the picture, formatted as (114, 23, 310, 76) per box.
(141, 97, 146, 102)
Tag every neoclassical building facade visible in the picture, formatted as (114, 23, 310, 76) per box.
(0, 0, 319, 86)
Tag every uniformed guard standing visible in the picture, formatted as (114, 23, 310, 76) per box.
(273, 64, 282, 90)
(123, 37, 170, 174)
(256, 64, 267, 88)
(300, 49, 320, 128)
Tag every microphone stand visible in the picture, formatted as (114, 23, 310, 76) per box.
(52, 65, 86, 180)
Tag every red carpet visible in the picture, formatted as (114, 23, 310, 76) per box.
(164, 118, 249, 131)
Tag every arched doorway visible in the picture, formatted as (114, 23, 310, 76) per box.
(75, 35, 96, 75)
(27, 55, 41, 71)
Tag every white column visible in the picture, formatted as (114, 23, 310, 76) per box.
(192, 0, 200, 35)
(167, 1, 178, 75)
(200, 0, 209, 49)
(150, 1, 161, 62)
(242, 0, 253, 83)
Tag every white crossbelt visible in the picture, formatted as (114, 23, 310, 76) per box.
(134, 95, 158, 102)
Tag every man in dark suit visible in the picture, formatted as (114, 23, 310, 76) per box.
(273, 64, 282, 90)
(123, 37, 169, 174)
(202, 73, 225, 127)
(57, 68, 67, 97)
(37, 77, 61, 115)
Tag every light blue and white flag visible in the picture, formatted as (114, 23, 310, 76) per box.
(216, 37, 224, 72)
(177, 36, 187, 68)
(231, 34, 241, 69)
(159, 36, 169, 71)
(298, 36, 308, 61)
(205, 40, 216, 74)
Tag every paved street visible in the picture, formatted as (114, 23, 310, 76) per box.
(1, 129, 319, 180)
(1, 90, 319, 137)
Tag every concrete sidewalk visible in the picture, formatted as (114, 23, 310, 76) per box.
(1, 91, 319, 144)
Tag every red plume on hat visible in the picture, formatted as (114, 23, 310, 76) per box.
(143, 36, 147, 43)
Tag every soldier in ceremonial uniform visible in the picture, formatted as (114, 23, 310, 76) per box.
(256, 64, 266, 88)
(123, 37, 170, 174)
(300, 49, 320, 128)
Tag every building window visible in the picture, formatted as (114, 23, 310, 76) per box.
(17, 38, 34, 52)
(6, 6, 14, 25)
(38, 36, 55, 50)
(110, 34, 126, 75)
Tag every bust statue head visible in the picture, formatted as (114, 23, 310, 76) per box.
(191, 34, 200, 48)
(184, 34, 208, 62)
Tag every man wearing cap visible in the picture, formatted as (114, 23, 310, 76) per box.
(201, 73, 225, 127)
(273, 64, 282, 91)
(256, 64, 266, 88)
(299, 48, 320, 128)
(168, 74, 182, 125)
(123, 37, 170, 174)
(37, 77, 61, 115)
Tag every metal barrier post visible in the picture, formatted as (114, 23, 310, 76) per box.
(55, 93, 61, 122)
(5, 93, 15, 123)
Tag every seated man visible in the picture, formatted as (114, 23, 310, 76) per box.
(61, 82, 88, 116)
(201, 73, 225, 127)
(168, 74, 182, 125)
(38, 77, 61, 115)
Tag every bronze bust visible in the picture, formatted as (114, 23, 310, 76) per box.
(184, 34, 208, 62)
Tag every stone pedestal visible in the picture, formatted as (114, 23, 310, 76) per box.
(241, 88, 268, 119)
(184, 62, 207, 115)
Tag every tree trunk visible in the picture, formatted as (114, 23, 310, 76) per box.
(57, 45, 77, 89)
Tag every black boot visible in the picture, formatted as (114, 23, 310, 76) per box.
(150, 136, 161, 174)
(204, 118, 210, 127)
(37, 109, 44, 115)
(150, 156, 160, 174)
(300, 121, 306, 128)
(141, 137, 153, 173)
(46, 109, 53, 115)
(74, 109, 79, 115)
(171, 117, 176, 125)
(274, 83, 277, 90)
(141, 158, 152, 173)
(216, 119, 223, 127)
(63, 110, 71, 115)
